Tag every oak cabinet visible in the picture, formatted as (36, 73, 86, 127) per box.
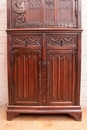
(7, 0, 82, 121)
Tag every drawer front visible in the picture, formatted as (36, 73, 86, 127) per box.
(46, 34, 77, 50)
(12, 34, 43, 48)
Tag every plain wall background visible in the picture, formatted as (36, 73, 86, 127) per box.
(0, 0, 87, 106)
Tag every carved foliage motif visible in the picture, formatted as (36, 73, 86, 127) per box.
(47, 36, 76, 46)
(13, 36, 41, 46)
(13, 0, 26, 24)
(16, 14, 26, 24)
(13, 0, 26, 13)
(28, 0, 41, 9)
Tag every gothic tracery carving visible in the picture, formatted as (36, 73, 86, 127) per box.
(45, 0, 54, 9)
(28, 0, 41, 9)
(58, 0, 72, 10)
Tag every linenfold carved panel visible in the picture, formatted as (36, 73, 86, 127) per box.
(57, 0, 75, 26)
(12, 51, 41, 104)
(47, 35, 77, 46)
(12, 0, 77, 28)
(13, 36, 42, 46)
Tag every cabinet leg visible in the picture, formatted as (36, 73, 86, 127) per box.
(69, 112, 82, 121)
(7, 111, 19, 121)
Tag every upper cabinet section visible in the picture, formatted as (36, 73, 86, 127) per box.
(7, 0, 81, 29)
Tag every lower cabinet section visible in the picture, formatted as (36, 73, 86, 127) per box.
(7, 31, 82, 121)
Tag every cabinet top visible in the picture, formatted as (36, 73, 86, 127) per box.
(7, 0, 81, 29)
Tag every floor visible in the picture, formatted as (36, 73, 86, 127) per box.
(0, 106, 87, 130)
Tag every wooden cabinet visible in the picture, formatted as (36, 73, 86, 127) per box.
(7, 0, 82, 121)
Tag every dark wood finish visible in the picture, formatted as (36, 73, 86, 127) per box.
(7, 0, 82, 121)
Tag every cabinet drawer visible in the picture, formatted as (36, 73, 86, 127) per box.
(46, 34, 77, 50)
(12, 34, 42, 48)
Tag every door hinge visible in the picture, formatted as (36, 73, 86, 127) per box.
(75, 0, 78, 18)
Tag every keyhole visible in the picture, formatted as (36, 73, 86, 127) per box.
(60, 40, 63, 46)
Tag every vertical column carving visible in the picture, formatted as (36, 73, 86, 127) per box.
(39, 62, 42, 94)
(47, 62, 50, 94)
(42, 61, 47, 105)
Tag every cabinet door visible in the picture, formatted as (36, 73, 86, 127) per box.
(11, 0, 77, 28)
(12, 49, 42, 106)
(47, 50, 76, 106)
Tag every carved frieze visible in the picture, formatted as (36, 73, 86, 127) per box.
(13, 36, 42, 46)
(47, 36, 76, 46)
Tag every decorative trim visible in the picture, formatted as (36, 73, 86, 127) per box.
(15, 23, 76, 28)
(39, 62, 42, 94)
(42, 61, 47, 105)
(47, 62, 50, 94)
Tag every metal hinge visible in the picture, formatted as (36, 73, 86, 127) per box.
(75, 0, 78, 18)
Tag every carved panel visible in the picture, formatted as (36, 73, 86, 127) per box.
(45, 0, 55, 22)
(57, 0, 76, 27)
(16, 13, 26, 24)
(12, 50, 41, 105)
(27, 0, 42, 22)
(13, 0, 26, 24)
(13, 36, 42, 46)
(13, 0, 26, 13)
(12, 0, 77, 28)
(47, 50, 76, 105)
(47, 35, 77, 46)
